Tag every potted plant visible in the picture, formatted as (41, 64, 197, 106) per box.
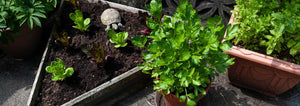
(132, 0, 238, 105)
(225, 0, 300, 97)
(0, 0, 57, 59)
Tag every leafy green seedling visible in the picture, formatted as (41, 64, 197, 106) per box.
(45, 58, 74, 81)
(65, 0, 80, 9)
(54, 32, 71, 47)
(81, 43, 110, 66)
(69, 10, 90, 32)
(106, 29, 128, 48)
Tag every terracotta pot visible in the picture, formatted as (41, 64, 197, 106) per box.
(163, 79, 212, 106)
(225, 46, 300, 97)
(0, 24, 42, 59)
(225, 11, 300, 97)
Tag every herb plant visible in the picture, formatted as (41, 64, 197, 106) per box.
(232, 0, 300, 63)
(106, 29, 128, 48)
(131, 35, 147, 47)
(81, 43, 110, 65)
(45, 58, 74, 81)
(69, 10, 90, 32)
(133, 0, 237, 105)
(0, 0, 57, 45)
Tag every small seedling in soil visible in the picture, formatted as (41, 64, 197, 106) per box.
(69, 10, 91, 32)
(54, 32, 71, 47)
(65, 0, 80, 9)
(81, 43, 111, 66)
(106, 29, 128, 48)
(46, 58, 74, 81)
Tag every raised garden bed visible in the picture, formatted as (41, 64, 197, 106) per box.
(27, 0, 152, 105)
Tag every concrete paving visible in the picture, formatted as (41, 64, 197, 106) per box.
(0, 51, 41, 106)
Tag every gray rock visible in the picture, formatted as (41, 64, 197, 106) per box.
(100, 8, 123, 31)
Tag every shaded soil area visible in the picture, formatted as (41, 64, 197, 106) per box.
(36, 1, 148, 105)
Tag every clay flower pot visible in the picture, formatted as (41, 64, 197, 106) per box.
(226, 46, 300, 97)
(162, 79, 211, 106)
(225, 14, 300, 97)
(0, 24, 42, 59)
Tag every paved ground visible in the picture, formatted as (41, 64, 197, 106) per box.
(0, 51, 41, 106)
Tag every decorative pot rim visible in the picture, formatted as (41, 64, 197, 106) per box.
(225, 10, 300, 76)
(157, 77, 212, 106)
(225, 46, 300, 75)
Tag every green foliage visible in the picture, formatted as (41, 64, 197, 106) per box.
(81, 43, 108, 65)
(54, 32, 70, 47)
(0, 1, 18, 45)
(0, 0, 56, 45)
(45, 58, 74, 81)
(131, 35, 147, 47)
(14, 0, 57, 29)
(69, 10, 90, 32)
(145, 0, 162, 20)
(106, 29, 128, 48)
(233, 0, 300, 63)
(136, 0, 237, 105)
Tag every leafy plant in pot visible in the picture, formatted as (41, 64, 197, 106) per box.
(226, 0, 300, 97)
(132, 0, 238, 105)
(0, 0, 57, 59)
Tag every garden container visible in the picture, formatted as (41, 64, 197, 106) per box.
(163, 80, 211, 106)
(225, 14, 300, 97)
(0, 24, 42, 59)
(27, 0, 151, 105)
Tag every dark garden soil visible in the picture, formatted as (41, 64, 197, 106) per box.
(36, 1, 148, 105)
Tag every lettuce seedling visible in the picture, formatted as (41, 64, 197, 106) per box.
(54, 32, 71, 47)
(45, 58, 74, 81)
(65, 0, 80, 9)
(106, 29, 128, 48)
(81, 43, 110, 66)
(69, 10, 90, 32)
